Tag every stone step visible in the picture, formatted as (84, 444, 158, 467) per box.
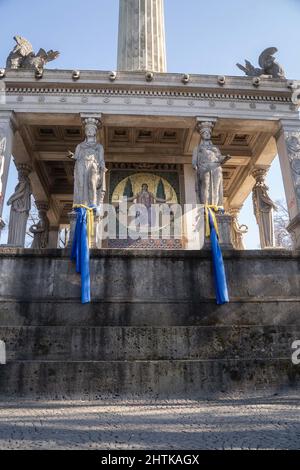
(0, 325, 298, 361)
(0, 359, 298, 398)
(1, 249, 300, 305)
(0, 300, 299, 326)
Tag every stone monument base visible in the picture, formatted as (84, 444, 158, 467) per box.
(68, 209, 102, 249)
(0, 248, 299, 398)
(203, 212, 233, 249)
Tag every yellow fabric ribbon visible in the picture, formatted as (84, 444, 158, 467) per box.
(73, 205, 95, 248)
(204, 205, 224, 238)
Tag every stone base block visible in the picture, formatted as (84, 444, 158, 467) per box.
(0, 359, 298, 399)
(202, 210, 233, 249)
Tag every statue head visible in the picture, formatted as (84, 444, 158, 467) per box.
(197, 121, 214, 141)
(83, 116, 101, 141)
(264, 56, 275, 72)
(17, 163, 31, 181)
(85, 123, 97, 140)
(252, 167, 268, 187)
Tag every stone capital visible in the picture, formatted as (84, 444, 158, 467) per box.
(251, 166, 270, 182)
(276, 119, 300, 139)
(195, 117, 218, 134)
(0, 111, 18, 133)
(80, 113, 103, 129)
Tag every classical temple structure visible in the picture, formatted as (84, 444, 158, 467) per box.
(0, 0, 300, 397)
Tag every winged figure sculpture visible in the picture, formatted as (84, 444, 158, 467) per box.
(6, 35, 60, 73)
(237, 47, 285, 79)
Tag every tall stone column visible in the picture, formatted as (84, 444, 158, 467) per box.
(183, 163, 202, 250)
(276, 120, 300, 248)
(0, 111, 16, 241)
(252, 168, 276, 249)
(117, 0, 167, 72)
(48, 225, 60, 248)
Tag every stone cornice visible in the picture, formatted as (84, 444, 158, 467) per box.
(3, 85, 294, 104)
(0, 69, 296, 103)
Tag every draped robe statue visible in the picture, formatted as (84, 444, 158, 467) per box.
(252, 168, 276, 248)
(29, 203, 50, 249)
(71, 118, 106, 208)
(192, 122, 229, 206)
(229, 208, 248, 250)
(7, 164, 32, 246)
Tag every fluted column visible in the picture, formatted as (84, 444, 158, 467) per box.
(0, 111, 17, 240)
(117, 0, 167, 72)
(276, 120, 300, 248)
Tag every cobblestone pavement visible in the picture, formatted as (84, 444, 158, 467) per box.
(0, 394, 299, 450)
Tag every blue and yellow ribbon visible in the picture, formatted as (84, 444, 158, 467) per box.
(204, 205, 229, 305)
(204, 205, 224, 238)
(71, 205, 96, 304)
(73, 204, 95, 248)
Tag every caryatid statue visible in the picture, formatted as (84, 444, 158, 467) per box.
(70, 116, 107, 208)
(252, 168, 276, 249)
(29, 201, 50, 249)
(7, 163, 32, 247)
(192, 121, 229, 206)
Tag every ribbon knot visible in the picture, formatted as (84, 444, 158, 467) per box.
(204, 205, 224, 238)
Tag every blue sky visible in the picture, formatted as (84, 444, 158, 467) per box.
(1, 0, 300, 247)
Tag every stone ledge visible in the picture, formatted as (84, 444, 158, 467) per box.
(0, 247, 298, 260)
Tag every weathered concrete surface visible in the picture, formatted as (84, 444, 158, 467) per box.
(0, 248, 300, 302)
(0, 325, 299, 361)
(0, 359, 299, 399)
(0, 248, 299, 398)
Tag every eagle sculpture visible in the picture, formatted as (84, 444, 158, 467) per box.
(237, 47, 285, 79)
(6, 35, 60, 73)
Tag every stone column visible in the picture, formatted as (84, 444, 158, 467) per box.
(276, 120, 300, 248)
(48, 225, 60, 249)
(117, 0, 167, 72)
(183, 163, 202, 249)
(252, 167, 276, 249)
(0, 111, 16, 241)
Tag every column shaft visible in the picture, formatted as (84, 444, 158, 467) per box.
(276, 120, 300, 248)
(117, 0, 167, 72)
(0, 112, 16, 231)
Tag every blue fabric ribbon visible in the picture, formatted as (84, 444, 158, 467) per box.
(208, 211, 229, 305)
(71, 207, 91, 304)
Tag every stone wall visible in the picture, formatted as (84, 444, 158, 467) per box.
(0, 248, 299, 398)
